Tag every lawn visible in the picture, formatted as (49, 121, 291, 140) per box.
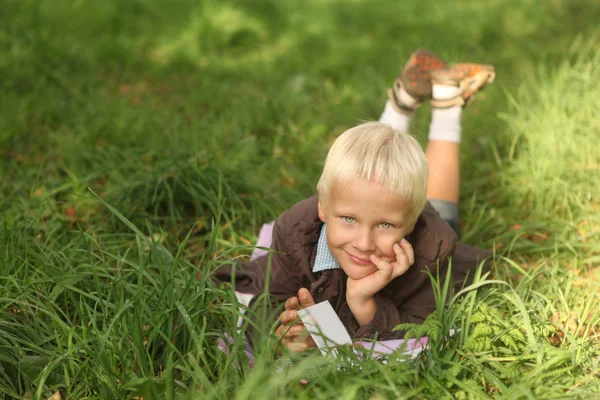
(1, 0, 600, 398)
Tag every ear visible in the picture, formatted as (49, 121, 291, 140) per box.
(317, 199, 327, 223)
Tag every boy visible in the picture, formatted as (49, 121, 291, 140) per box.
(217, 49, 495, 351)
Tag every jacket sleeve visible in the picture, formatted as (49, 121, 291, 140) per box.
(353, 253, 452, 340)
(244, 210, 306, 347)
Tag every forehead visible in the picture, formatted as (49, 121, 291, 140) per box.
(329, 179, 411, 221)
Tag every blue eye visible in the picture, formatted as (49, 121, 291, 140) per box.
(379, 222, 392, 229)
(342, 216, 356, 224)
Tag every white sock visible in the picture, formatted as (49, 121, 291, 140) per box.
(379, 100, 413, 133)
(428, 106, 462, 143)
(432, 84, 462, 101)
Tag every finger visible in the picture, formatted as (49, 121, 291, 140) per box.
(285, 296, 300, 311)
(292, 329, 308, 343)
(289, 324, 307, 338)
(279, 333, 304, 351)
(370, 254, 393, 281)
(279, 309, 298, 326)
(298, 288, 316, 308)
(399, 238, 415, 266)
(286, 324, 307, 341)
(276, 323, 304, 340)
(391, 243, 410, 278)
(293, 329, 316, 347)
(391, 260, 411, 279)
(278, 310, 288, 325)
(276, 324, 290, 340)
(393, 242, 409, 266)
(276, 325, 284, 338)
(286, 341, 308, 352)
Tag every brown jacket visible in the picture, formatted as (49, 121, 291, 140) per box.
(215, 195, 491, 342)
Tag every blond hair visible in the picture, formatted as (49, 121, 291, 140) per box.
(317, 122, 428, 225)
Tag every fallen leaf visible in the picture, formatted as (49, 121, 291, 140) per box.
(527, 231, 549, 243)
(46, 392, 61, 400)
(549, 331, 564, 346)
(120, 84, 133, 95)
(33, 187, 44, 198)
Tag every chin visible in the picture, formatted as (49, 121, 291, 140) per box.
(342, 265, 377, 280)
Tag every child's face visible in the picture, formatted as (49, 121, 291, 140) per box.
(318, 179, 414, 280)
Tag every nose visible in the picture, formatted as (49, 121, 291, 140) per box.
(351, 228, 375, 253)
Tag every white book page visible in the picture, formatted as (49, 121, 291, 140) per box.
(297, 301, 352, 353)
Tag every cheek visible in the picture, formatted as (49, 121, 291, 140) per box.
(376, 234, 403, 257)
(327, 224, 351, 246)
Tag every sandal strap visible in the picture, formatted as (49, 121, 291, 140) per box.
(387, 87, 417, 115)
(430, 96, 466, 108)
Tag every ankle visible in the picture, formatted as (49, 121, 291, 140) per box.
(428, 106, 462, 143)
(432, 84, 461, 101)
(380, 100, 413, 132)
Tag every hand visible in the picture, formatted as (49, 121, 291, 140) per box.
(275, 288, 317, 352)
(347, 239, 414, 302)
(346, 239, 414, 325)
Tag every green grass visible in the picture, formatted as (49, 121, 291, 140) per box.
(1, 0, 600, 398)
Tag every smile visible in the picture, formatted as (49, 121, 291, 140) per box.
(346, 251, 372, 265)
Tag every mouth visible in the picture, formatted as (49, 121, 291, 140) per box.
(345, 251, 372, 265)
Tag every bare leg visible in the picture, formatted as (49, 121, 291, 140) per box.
(424, 104, 462, 232)
(425, 103, 462, 203)
(426, 140, 459, 203)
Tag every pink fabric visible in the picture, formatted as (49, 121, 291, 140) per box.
(250, 221, 275, 260)
(355, 337, 429, 358)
